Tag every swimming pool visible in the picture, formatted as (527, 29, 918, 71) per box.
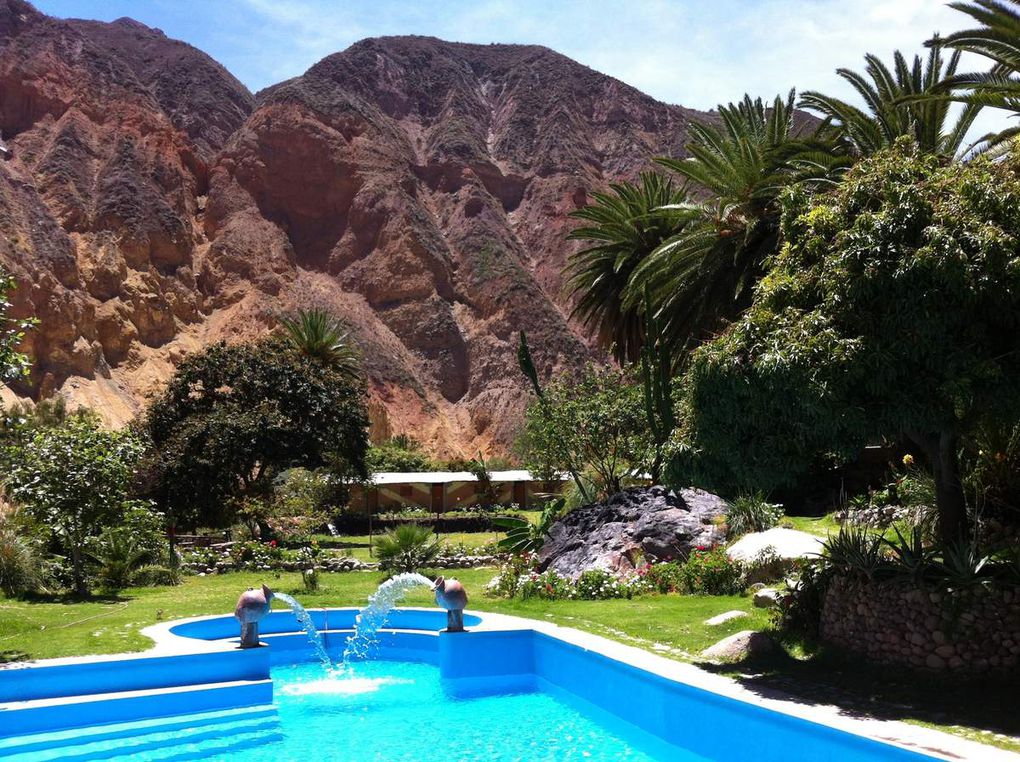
(0, 608, 1007, 761)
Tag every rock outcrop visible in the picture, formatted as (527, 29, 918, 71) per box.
(0, 3, 711, 453)
(538, 486, 728, 578)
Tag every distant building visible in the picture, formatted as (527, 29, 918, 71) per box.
(350, 470, 567, 513)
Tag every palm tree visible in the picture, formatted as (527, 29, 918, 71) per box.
(625, 92, 843, 356)
(565, 173, 686, 363)
(938, 1, 1020, 149)
(279, 308, 360, 378)
(798, 42, 982, 158)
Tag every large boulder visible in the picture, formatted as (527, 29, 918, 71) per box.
(538, 486, 727, 578)
(701, 630, 775, 662)
(726, 527, 825, 564)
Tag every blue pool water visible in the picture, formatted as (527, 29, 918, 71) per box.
(3, 660, 701, 762)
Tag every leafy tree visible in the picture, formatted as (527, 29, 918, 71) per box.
(681, 140, 1020, 546)
(799, 42, 981, 158)
(565, 173, 686, 362)
(145, 337, 370, 530)
(522, 365, 650, 500)
(4, 415, 143, 595)
(279, 308, 360, 378)
(0, 268, 34, 382)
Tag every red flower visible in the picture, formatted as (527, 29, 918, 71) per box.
(269, 540, 277, 548)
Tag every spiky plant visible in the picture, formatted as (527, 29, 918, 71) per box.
(374, 524, 441, 573)
(278, 309, 360, 378)
(799, 41, 982, 158)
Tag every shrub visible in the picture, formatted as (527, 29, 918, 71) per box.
(0, 504, 46, 597)
(92, 527, 154, 591)
(770, 561, 831, 639)
(494, 498, 564, 554)
(678, 547, 744, 595)
(230, 540, 282, 571)
(484, 553, 535, 598)
(5, 414, 144, 595)
(643, 561, 684, 593)
(131, 564, 181, 587)
(374, 524, 441, 573)
(726, 494, 784, 537)
(516, 570, 572, 600)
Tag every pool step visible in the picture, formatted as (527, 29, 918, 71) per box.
(0, 705, 281, 762)
(0, 678, 272, 740)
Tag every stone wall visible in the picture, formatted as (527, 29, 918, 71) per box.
(820, 576, 1020, 673)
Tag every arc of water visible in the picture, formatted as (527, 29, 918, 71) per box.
(274, 592, 333, 672)
(342, 572, 433, 663)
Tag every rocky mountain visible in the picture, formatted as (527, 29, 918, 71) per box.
(0, 1, 709, 454)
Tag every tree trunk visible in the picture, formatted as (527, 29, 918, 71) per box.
(908, 430, 968, 547)
(68, 543, 88, 597)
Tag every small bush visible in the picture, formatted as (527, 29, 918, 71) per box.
(770, 562, 830, 639)
(678, 547, 745, 595)
(131, 564, 181, 587)
(726, 494, 783, 537)
(575, 568, 631, 600)
(484, 553, 535, 598)
(643, 561, 684, 593)
(374, 524, 441, 573)
(230, 540, 283, 570)
(0, 505, 47, 597)
(92, 527, 154, 591)
(516, 569, 573, 600)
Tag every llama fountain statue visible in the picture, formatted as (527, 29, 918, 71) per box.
(433, 576, 468, 632)
(235, 584, 274, 648)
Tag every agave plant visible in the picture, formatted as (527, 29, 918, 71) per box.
(821, 526, 886, 581)
(374, 524, 441, 573)
(278, 308, 361, 378)
(935, 539, 992, 589)
(882, 525, 936, 585)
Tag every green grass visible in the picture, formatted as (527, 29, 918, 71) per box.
(2, 569, 1017, 751)
(0, 569, 765, 662)
(781, 513, 842, 537)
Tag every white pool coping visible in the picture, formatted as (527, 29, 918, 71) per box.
(4, 607, 1016, 761)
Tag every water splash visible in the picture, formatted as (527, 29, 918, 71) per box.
(342, 572, 433, 662)
(274, 592, 333, 672)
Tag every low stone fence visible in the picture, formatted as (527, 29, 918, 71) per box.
(820, 576, 1020, 673)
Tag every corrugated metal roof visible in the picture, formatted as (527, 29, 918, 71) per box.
(370, 470, 565, 485)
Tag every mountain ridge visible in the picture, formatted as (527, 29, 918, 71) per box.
(0, 3, 708, 454)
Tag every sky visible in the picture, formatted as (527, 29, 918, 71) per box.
(33, 0, 1014, 138)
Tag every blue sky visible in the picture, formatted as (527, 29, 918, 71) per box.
(34, 0, 1013, 136)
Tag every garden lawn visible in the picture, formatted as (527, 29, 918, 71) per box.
(0, 569, 767, 663)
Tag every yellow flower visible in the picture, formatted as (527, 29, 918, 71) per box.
(902, 454, 914, 467)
